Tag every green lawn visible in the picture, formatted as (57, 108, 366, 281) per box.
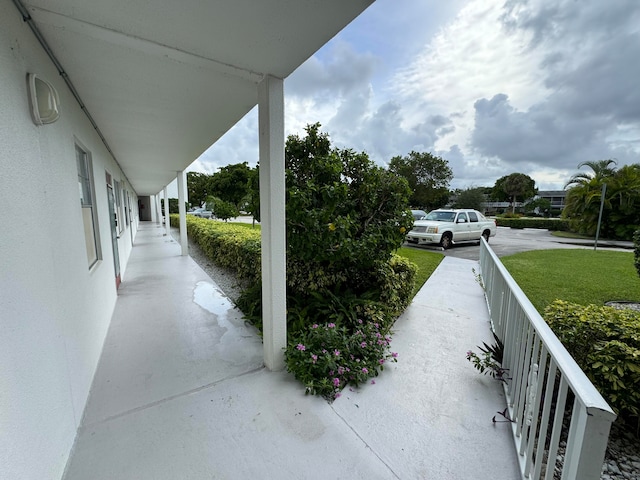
(501, 249, 640, 313)
(396, 247, 444, 297)
(226, 221, 261, 229)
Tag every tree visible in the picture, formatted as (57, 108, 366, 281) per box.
(245, 165, 260, 224)
(524, 197, 552, 217)
(187, 172, 213, 207)
(563, 162, 640, 239)
(565, 159, 618, 188)
(452, 187, 486, 211)
(492, 173, 537, 213)
(210, 162, 251, 209)
(388, 151, 453, 211)
(206, 196, 239, 221)
(286, 123, 413, 272)
(161, 198, 183, 214)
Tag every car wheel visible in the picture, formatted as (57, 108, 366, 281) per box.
(440, 233, 452, 250)
(482, 230, 490, 243)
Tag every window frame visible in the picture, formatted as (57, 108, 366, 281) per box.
(75, 141, 101, 268)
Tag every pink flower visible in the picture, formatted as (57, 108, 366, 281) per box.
(335, 392, 342, 399)
(296, 344, 306, 351)
(379, 359, 385, 365)
(311, 354, 318, 363)
(332, 377, 340, 387)
(358, 319, 363, 324)
(312, 324, 319, 329)
(328, 323, 336, 328)
(360, 341, 367, 348)
(362, 367, 369, 374)
(391, 352, 398, 358)
(334, 349, 340, 356)
(371, 380, 376, 385)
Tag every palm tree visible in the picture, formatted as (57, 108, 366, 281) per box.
(563, 161, 640, 239)
(564, 159, 618, 188)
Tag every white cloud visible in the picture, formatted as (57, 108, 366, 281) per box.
(190, 0, 640, 192)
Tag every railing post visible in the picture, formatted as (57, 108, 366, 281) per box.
(562, 403, 614, 480)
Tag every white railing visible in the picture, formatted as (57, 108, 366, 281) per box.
(479, 239, 616, 480)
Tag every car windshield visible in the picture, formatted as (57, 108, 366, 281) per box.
(425, 211, 456, 222)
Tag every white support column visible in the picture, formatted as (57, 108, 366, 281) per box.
(163, 187, 170, 237)
(258, 75, 286, 371)
(177, 170, 188, 256)
(154, 194, 161, 224)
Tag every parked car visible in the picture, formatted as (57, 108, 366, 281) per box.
(406, 208, 496, 249)
(187, 207, 213, 219)
(411, 209, 428, 221)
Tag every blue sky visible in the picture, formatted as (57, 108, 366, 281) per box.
(187, 0, 640, 192)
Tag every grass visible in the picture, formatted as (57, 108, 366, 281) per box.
(550, 231, 594, 239)
(501, 249, 640, 313)
(225, 221, 261, 229)
(396, 246, 444, 297)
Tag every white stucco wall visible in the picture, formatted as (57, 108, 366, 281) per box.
(0, 3, 138, 478)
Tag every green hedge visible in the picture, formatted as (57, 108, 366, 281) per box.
(170, 214, 261, 284)
(496, 217, 570, 231)
(171, 214, 417, 331)
(544, 300, 640, 418)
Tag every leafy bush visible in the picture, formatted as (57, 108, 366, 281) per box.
(285, 124, 413, 270)
(495, 217, 570, 231)
(544, 300, 640, 418)
(174, 124, 419, 400)
(498, 211, 522, 219)
(284, 320, 398, 400)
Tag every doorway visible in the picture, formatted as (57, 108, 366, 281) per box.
(106, 181, 121, 288)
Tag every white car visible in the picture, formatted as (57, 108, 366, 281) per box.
(411, 209, 428, 220)
(407, 209, 496, 249)
(187, 207, 213, 219)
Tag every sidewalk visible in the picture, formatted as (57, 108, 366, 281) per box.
(63, 222, 520, 479)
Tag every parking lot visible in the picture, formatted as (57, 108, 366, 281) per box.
(405, 226, 629, 260)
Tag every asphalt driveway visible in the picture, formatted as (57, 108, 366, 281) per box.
(405, 226, 633, 260)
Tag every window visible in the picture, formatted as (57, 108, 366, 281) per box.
(468, 212, 478, 222)
(76, 144, 101, 267)
(457, 212, 468, 222)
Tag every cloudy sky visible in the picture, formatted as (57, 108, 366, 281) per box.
(188, 0, 640, 191)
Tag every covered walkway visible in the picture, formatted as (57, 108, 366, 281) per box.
(63, 221, 520, 479)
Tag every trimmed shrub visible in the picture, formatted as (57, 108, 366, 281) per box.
(495, 217, 570, 231)
(544, 300, 640, 418)
(170, 214, 261, 284)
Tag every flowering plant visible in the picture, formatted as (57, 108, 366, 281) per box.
(284, 320, 398, 401)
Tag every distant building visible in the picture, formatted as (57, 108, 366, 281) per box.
(536, 190, 567, 211)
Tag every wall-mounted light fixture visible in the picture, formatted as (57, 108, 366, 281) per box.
(27, 73, 60, 125)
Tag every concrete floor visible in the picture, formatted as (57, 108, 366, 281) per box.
(63, 222, 521, 480)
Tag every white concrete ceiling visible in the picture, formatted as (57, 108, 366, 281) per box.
(20, 0, 374, 194)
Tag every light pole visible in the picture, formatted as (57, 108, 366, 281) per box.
(594, 183, 606, 251)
